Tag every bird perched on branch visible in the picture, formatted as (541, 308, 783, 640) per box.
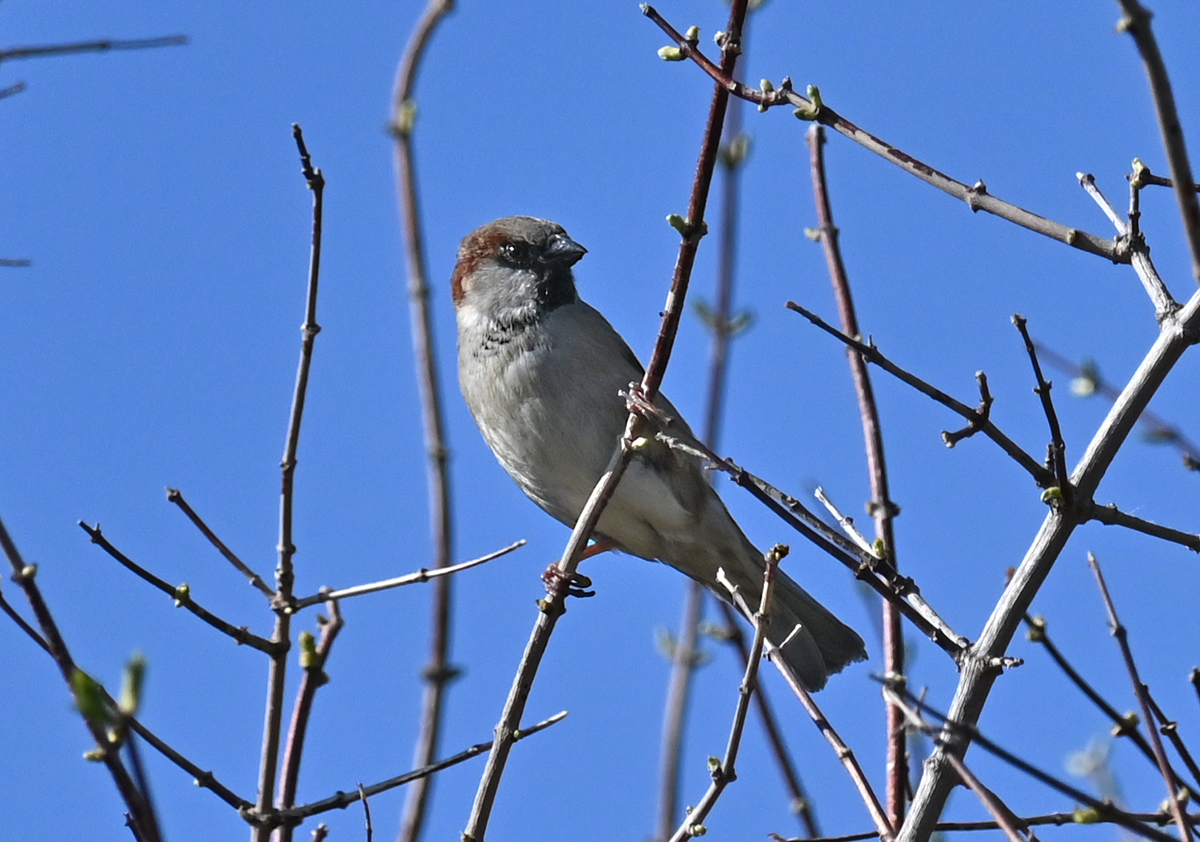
(452, 215, 865, 690)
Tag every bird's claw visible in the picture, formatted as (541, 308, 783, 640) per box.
(541, 564, 596, 598)
(622, 382, 672, 427)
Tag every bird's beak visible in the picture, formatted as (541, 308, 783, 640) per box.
(544, 233, 587, 266)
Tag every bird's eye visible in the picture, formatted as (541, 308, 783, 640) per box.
(499, 241, 532, 267)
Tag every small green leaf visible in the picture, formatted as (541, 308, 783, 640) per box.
(666, 213, 690, 234)
(72, 669, 110, 727)
(119, 652, 147, 716)
(658, 46, 686, 61)
(299, 630, 318, 669)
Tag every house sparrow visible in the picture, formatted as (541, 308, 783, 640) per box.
(453, 216, 866, 690)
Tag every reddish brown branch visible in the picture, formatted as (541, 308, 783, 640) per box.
(641, 5, 1126, 264)
(806, 123, 906, 827)
(465, 4, 751, 839)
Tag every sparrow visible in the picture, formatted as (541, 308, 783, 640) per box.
(452, 215, 866, 690)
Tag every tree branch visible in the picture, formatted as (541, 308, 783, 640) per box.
(641, 5, 1129, 263)
(464, 4, 750, 839)
(389, 1, 459, 837)
(806, 122, 907, 827)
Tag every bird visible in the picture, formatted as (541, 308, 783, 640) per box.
(452, 215, 866, 690)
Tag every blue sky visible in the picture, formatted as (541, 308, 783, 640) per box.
(2, 2, 1199, 840)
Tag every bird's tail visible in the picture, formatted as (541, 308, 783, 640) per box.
(722, 548, 867, 692)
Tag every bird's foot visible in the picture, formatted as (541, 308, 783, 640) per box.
(541, 564, 596, 599)
(622, 382, 673, 428)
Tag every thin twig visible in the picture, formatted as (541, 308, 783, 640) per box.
(359, 783, 373, 842)
(277, 602, 346, 842)
(1086, 504, 1200, 552)
(655, 432, 968, 661)
(720, 567, 893, 841)
(715, 600, 819, 835)
(1145, 692, 1200, 798)
(1133, 169, 1200, 193)
(902, 286, 1200, 842)
(464, 5, 750, 839)
(290, 541, 524, 610)
(787, 302, 1054, 486)
(0, 81, 27, 100)
(940, 754, 1029, 842)
(78, 522, 279, 655)
(390, 2, 459, 838)
(0, 515, 164, 841)
(641, 5, 1127, 264)
(277, 712, 568, 824)
(656, 432, 968, 659)
(1022, 614, 1163, 771)
(1033, 340, 1200, 470)
(166, 488, 275, 599)
(667, 548, 780, 842)
(756, 615, 893, 841)
(893, 685, 1180, 842)
(0, 587, 50, 653)
(814, 487, 878, 557)
(6, 586, 252, 810)
(252, 124, 325, 842)
(1088, 553, 1191, 841)
(1115, 0, 1200, 284)
(781, 811, 1200, 842)
(1012, 314, 1071, 499)
(807, 122, 906, 827)
(888, 691, 1028, 842)
(657, 63, 751, 841)
(0, 35, 187, 64)
(1079, 172, 1176, 321)
(943, 373, 994, 448)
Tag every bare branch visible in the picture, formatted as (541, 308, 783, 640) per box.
(0, 35, 187, 65)
(1087, 503, 1200, 552)
(253, 123, 326, 842)
(1088, 553, 1191, 841)
(667, 547, 780, 841)
(464, 5, 751, 839)
(787, 301, 1054, 485)
(389, 1, 459, 837)
(903, 286, 1200, 842)
(782, 811, 1200, 842)
(78, 522, 279, 655)
(1145, 692, 1200, 799)
(1012, 314, 1071, 498)
(1, 515, 164, 841)
(277, 601, 346, 840)
(641, 5, 1128, 263)
(888, 691, 1029, 842)
(166, 488, 275, 600)
(290, 541, 525, 610)
(1022, 613, 1166, 774)
(1115, 0, 1200, 283)
(1033, 339, 1200, 471)
(1079, 172, 1177, 320)
(893, 686, 1180, 842)
(277, 712, 568, 824)
(659, 58, 752, 839)
(656, 432, 969, 659)
(806, 122, 906, 826)
(714, 600, 819, 836)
